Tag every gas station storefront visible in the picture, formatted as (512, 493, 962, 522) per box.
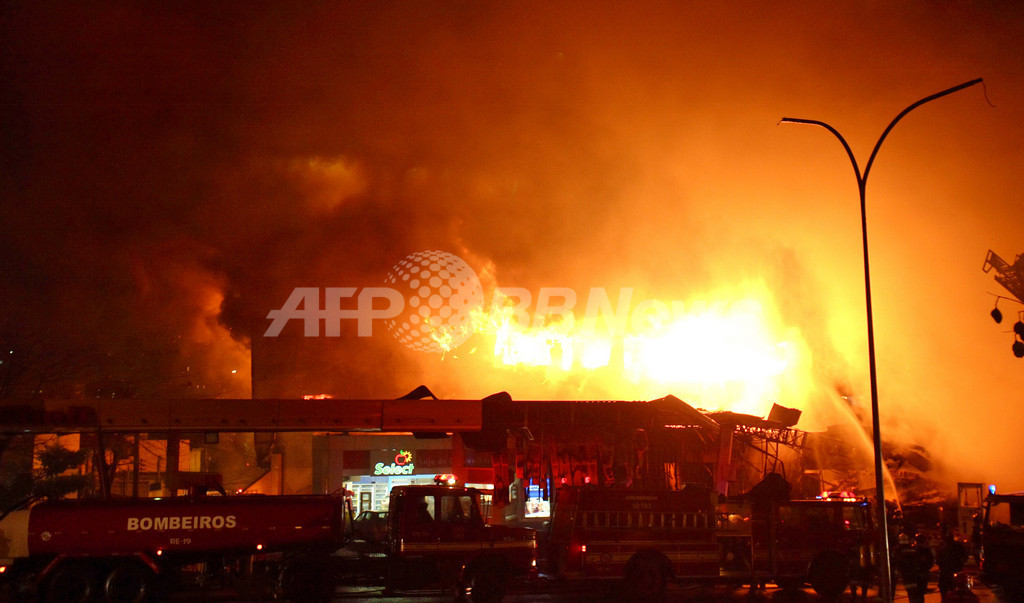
(315, 433, 494, 514)
(346, 448, 457, 513)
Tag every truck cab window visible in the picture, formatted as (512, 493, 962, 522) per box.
(413, 496, 435, 523)
(441, 494, 474, 523)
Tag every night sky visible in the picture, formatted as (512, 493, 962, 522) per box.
(2, 2, 1023, 492)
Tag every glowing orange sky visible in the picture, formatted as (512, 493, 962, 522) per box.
(2, 2, 1023, 493)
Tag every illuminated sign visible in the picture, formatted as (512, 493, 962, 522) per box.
(374, 450, 414, 476)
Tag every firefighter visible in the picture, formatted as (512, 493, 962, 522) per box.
(414, 498, 433, 523)
(897, 531, 933, 603)
(969, 514, 982, 564)
(936, 525, 967, 597)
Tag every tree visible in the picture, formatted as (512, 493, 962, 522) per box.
(0, 440, 93, 517)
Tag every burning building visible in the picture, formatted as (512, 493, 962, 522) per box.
(3, 3, 1022, 516)
(3, 392, 889, 528)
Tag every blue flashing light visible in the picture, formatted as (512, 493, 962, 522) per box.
(989, 484, 997, 495)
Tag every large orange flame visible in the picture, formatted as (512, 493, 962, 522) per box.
(463, 285, 809, 415)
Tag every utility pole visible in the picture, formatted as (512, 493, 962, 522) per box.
(780, 78, 984, 602)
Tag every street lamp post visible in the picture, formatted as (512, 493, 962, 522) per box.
(780, 78, 983, 602)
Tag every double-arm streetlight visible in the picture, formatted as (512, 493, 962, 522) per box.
(780, 77, 983, 602)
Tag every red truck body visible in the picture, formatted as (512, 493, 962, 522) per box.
(380, 485, 536, 600)
(980, 492, 1024, 599)
(1, 484, 535, 602)
(18, 494, 343, 557)
(547, 485, 876, 598)
(1, 493, 350, 602)
(546, 485, 720, 582)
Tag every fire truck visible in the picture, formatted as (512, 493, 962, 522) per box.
(725, 494, 877, 597)
(979, 491, 1024, 599)
(371, 479, 537, 601)
(0, 478, 536, 602)
(0, 491, 346, 602)
(545, 485, 876, 598)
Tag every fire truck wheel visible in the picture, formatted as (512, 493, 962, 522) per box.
(281, 562, 336, 603)
(103, 561, 154, 603)
(465, 559, 509, 603)
(808, 550, 849, 598)
(44, 561, 97, 603)
(623, 551, 671, 599)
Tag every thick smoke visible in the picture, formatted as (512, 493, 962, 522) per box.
(2, 2, 1024, 492)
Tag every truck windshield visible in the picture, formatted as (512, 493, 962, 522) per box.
(841, 506, 867, 530)
(987, 499, 1024, 528)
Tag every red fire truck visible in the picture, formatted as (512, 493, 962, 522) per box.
(722, 494, 877, 596)
(546, 484, 719, 594)
(979, 491, 1024, 599)
(375, 481, 536, 600)
(0, 479, 535, 602)
(0, 492, 347, 602)
(546, 485, 876, 598)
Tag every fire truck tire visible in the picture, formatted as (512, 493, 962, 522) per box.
(623, 551, 671, 599)
(44, 561, 97, 603)
(808, 550, 849, 598)
(464, 559, 509, 603)
(103, 561, 155, 603)
(281, 563, 336, 603)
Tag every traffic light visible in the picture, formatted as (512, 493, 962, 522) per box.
(989, 303, 1024, 359)
(1014, 318, 1024, 359)
(1007, 319, 1024, 358)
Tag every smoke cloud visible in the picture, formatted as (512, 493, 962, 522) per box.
(2, 2, 1023, 493)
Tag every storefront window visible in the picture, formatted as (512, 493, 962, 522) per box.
(526, 482, 550, 518)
